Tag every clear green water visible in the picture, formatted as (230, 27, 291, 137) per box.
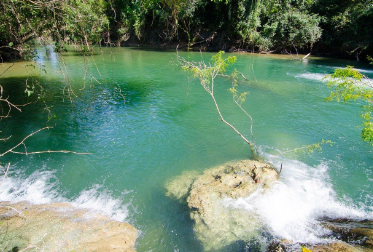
(0, 47, 372, 251)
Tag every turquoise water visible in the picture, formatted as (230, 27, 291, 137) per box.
(1, 47, 372, 251)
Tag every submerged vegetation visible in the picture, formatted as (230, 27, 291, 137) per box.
(0, 0, 372, 60)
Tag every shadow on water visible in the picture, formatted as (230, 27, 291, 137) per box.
(59, 52, 103, 57)
(142, 185, 273, 252)
(0, 75, 154, 159)
(127, 46, 179, 53)
(134, 187, 205, 252)
(0, 76, 48, 153)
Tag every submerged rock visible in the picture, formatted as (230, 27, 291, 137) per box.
(267, 240, 370, 252)
(266, 218, 373, 252)
(309, 241, 368, 252)
(165, 159, 279, 251)
(266, 222, 373, 252)
(0, 201, 138, 252)
(268, 241, 370, 252)
(321, 219, 373, 250)
(165, 170, 199, 203)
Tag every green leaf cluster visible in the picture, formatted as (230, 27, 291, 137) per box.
(282, 139, 334, 155)
(0, 0, 109, 58)
(326, 66, 373, 145)
(300, 139, 334, 154)
(313, 0, 373, 58)
(181, 51, 237, 92)
(237, 0, 322, 52)
(58, 0, 109, 50)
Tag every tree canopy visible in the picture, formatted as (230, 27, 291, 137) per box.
(0, 0, 372, 59)
(0, 0, 108, 58)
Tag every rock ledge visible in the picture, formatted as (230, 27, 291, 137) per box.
(0, 201, 138, 252)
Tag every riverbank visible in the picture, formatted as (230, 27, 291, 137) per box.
(117, 38, 367, 62)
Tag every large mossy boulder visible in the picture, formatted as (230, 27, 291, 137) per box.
(0, 201, 138, 252)
(166, 159, 279, 250)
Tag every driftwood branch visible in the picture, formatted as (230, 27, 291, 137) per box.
(0, 136, 12, 142)
(302, 53, 311, 60)
(11, 150, 91, 155)
(0, 63, 15, 77)
(0, 127, 92, 157)
(0, 84, 25, 118)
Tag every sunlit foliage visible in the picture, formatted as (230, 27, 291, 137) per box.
(326, 66, 373, 145)
(0, 0, 108, 58)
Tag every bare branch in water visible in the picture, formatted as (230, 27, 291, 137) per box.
(11, 150, 92, 155)
(0, 127, 92, 157)
(177, 52, 258, 157)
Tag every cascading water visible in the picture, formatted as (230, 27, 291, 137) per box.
(225, 152, 372, 248)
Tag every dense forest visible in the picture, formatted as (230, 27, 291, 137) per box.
(1, 0, 372, 60)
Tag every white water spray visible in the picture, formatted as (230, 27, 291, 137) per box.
(224, 154, 372, 244)
(0, 169, 130, 222)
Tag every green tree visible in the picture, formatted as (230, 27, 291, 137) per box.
(0, 0, 109, 58)
(178, 51, 258, 157)
(326, 66, 373, 145)
(233, 0, 321, 53)
(236, 0, 271, 52)
(56, 0, 109, 51)
(262, 10, 321, 52)
(313, 0, 373, 60)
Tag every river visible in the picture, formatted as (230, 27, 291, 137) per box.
(0, 47, 372, 251)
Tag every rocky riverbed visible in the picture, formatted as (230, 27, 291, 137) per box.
(0, 201, 138, 252)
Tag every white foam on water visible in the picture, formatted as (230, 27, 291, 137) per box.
(0, 169, 130, 222)
(71, 184, 130, 222)
(294, 67, 373, 84)
(295, 73, 328, 81)
(0, 170, 63, 204)
(224, 154, 372, 244)
(321, 65, 373, 75)
(355, 68, 373, 74)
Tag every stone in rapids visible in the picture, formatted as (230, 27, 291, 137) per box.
(165, 159, 279, 251)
